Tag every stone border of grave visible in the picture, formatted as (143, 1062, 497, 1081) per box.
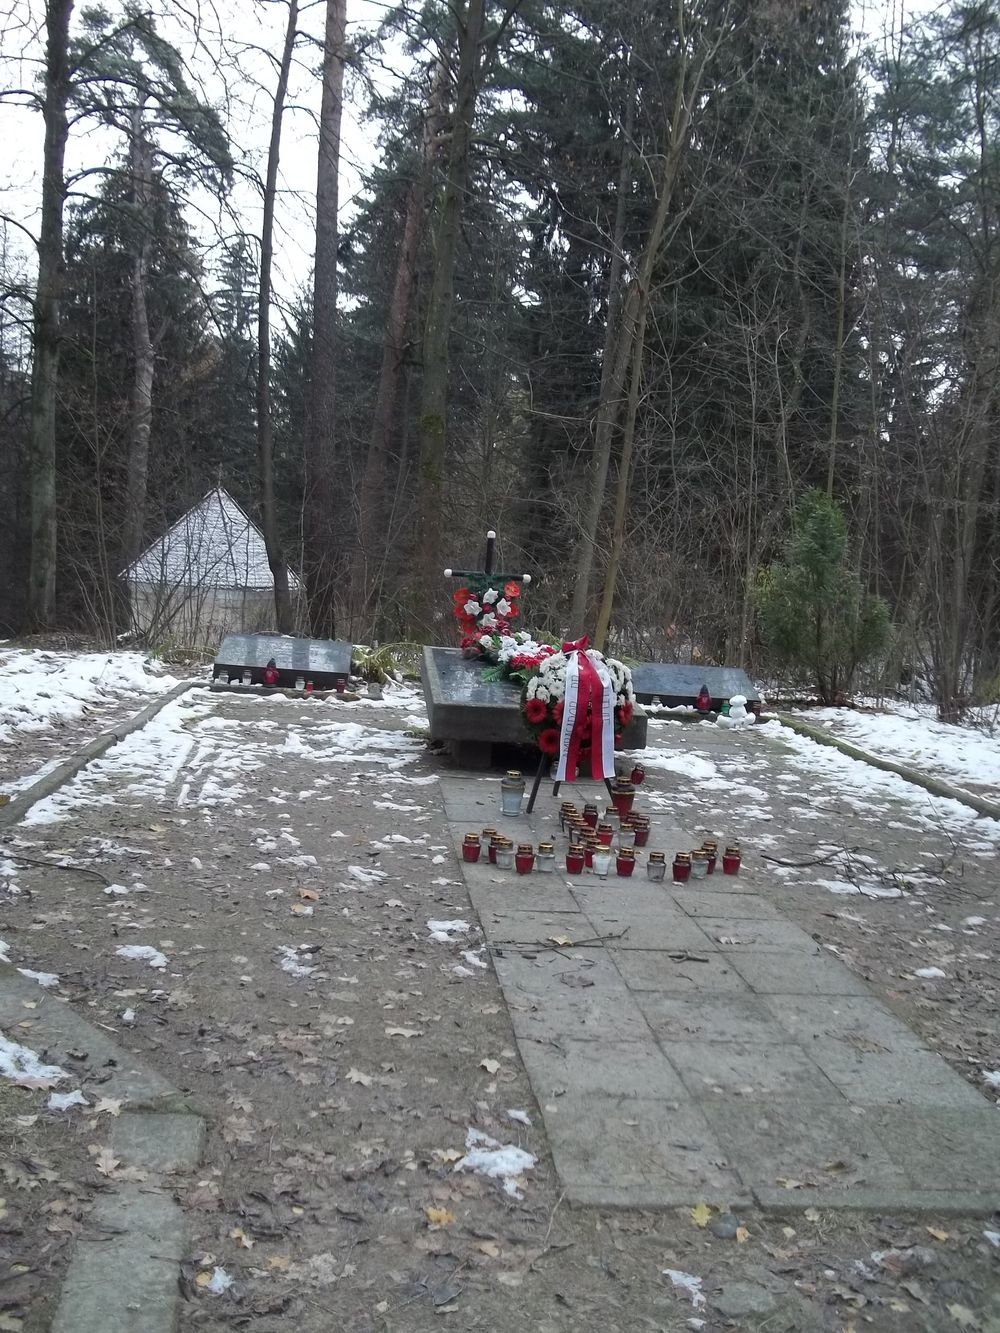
(771, 713, 1000, 821)
(0, 678, 201, 830)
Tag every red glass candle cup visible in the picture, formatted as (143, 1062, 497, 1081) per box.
(488, 838, 499, 865)
(611, 784, 636, 818)
(462, 834, 481, 863)
(566, 846, 585, 875)
(630, 763, 646, 785)
(596, 823, 614, 847)
(335, 678, 346, 695)
(672, 852, 692, 883)
(701, 840, 718, 874)
(584, 843, 595, 869)
(633, 822, 650, 847)
(722, 845, 742, 875)
(515, 844, 535, 874)
(616, 849, 636, 877)
(582, 804, 599, 828)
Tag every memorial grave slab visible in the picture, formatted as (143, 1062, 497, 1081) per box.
(212, 633, 352, 690)
(630, 661, 760, 709)
(421, 646, 648, 766)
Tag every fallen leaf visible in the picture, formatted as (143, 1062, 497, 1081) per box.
(92, 1098, 124, 1117)
(480, 1058, 501, 1075)
(346, 1068, 372, 1087)
(230, 1227, 254, 1249)
(298, 889, 320, 901)
(948, 1305, 980, 1330)
(433, 1148, 463, 1164)
(385, 1027, 423, 1038)
(735, 1226, 750, 1243)
(804, 1207, 820, 1222)
(268, 1254, 291, 1271)
(548, 935, 572, 947)
(476, 1239, 501, 1258)
(689, 1202, 712, 1228)
(93, 1148, 120, 1177)
(424, 1205, 455, 1228)
(926, 1227, 949, 1242)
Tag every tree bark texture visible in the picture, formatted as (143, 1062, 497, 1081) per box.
(410, 0, 488, 640)
(257, 0, 298, 635)
(123, 106, 154, 571)
(353, 59, 449, 629)
(26, 0, 74, 629)
(303, 0, 346, 638)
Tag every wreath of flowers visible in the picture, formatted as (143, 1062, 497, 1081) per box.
(452, 578, 522, 642)
(521, 650, 637, 756)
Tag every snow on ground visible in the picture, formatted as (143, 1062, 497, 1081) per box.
(793, 703, 1000, 798)
(0, 648, 179, 746)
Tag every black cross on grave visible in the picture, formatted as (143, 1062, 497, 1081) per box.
(442, 529, 533, 591)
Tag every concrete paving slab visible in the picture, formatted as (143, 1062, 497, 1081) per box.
(729, 950, 872, 996)
(702, 918, 820, 952)
(866, 1106, 1000, 1191)
(635, 994, 796, 1045)
(611, 947, 752, 994)
(478, 908, 595, 946)
(582, 909, 716, 952)
(517, 1035, 687, 1100)
(570, 880, 683, 917)
(666, 1040, 847, 1104)
(753, 1186, 1000, 1215)
(799, 1041, 987, 1109)
(492, 950, 645, 1043)
(111, 1111, 205, 1172)
(672, 888, 783, 917)
(542, 1093, 745, 1201)
(466, 874, 580, 915)
(762, 993, 932, 1048)
(51, 1184, 188, 1333)
(703, 1095, 911, 1196)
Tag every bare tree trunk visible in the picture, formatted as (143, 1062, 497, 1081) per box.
(26, 0, 74, 630)
(123, 106, 153, 570)
(594, 0, 720, 650)
(410, 0, 488, 640)
(569, 72, 635, 637)
(302, 0, 346, 638)
(257, 0, 298, 634)
(353, 59, 448, 627)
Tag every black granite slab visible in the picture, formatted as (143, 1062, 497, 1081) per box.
(629, 662, 760, 709)
(213, 634, 352, 687)
(421, 647, 647, 760)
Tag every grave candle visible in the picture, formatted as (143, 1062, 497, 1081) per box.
(646, 852, 667, 882)
(616, 847, 636, 877)
(723, 844, 742, 874)
(672, 852, 692, 882)
(566, 845, 585, 875)
(593, 847, 612, 878)
(515, 844, 535, 874)
(537, 841, 555, 873)
(462, 834, 481, 863)
(501, 770, 525, 818)
(701, 840, 718, 874)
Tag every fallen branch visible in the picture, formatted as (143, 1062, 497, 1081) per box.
(0, 851, 112, 886)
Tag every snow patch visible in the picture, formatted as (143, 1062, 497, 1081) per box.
(454, 1127, 536, 1198)
(115, 945, 169, 970)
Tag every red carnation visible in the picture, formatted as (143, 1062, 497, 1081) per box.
(453, 587, 472, 605)
(617, 701, 634, 725)
(504, 581, 520, 598)
(537, 727, 561, 755)
(524, 697, 548, 724)
(506, 605, 518, 618)
(552, 701, 564, 723)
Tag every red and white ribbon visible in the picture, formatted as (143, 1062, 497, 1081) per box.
(553, 637, 615, 782)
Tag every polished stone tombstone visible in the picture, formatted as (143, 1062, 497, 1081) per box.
(422, 646, 648, 767)
(629, 662, 760, 710)
(212, 633, 352, 690)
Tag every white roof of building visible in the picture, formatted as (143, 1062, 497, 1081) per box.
(123, 487, 302, 592)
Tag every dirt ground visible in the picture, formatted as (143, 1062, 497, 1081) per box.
(1, 692, 999, 1333)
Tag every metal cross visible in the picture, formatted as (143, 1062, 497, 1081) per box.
(443, 530, 533, 588)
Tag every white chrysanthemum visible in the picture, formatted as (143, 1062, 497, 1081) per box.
(482, 588, 498, 604)
(533, 684, 550, 703)
(464, 599, 481, 616)
(479, 633, 495, 649)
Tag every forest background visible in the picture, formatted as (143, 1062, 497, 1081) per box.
(1, 0, 997, 723)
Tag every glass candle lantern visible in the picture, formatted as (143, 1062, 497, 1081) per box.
(611, 783, 636, 818)
(722, 844, 742, 875)
(596, 822, 614, 847)
(537, 841, 556, 873)
(566, 845, 585, 875)
(515, 843, 535, 874)
(646, 851, 667, 882)
(691, 850, 710, 879)
(495, 840, 514, 870)
(501, 770, 525, 818)
(295, 676, 306, 691)
(701, 840, 718, 874)
(462, 834, 481, 863)
(582, 804, 599, 829)
(633, 820, 650, 847)
(584, 841, 596, 869)
(672, 851, 692, 882)
(618, 823, 636, 849)
(616, 847, 636, 877)
(603, 806, 621, 834)
(559, 804, 578, 832)
(593, 846, 612, 878)
(630, 763, 646, 785)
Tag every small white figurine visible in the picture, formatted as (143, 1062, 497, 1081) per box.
(717, 693, 755, 729)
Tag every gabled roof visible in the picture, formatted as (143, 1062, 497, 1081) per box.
(123, 487, 302, 592)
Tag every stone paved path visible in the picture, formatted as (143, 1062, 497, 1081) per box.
(439, 773, 1000, 1213)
